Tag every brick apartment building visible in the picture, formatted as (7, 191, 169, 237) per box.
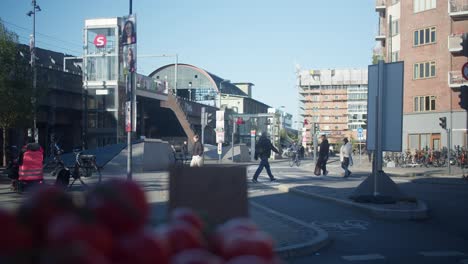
(298, 69, 368, 148)
(375, 0, 468, 151)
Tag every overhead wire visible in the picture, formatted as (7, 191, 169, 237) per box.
(16, 34, 81, 55)
(2, 19, 82, 49)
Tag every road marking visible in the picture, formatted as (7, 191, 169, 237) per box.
(342, 254, 385, 261)
(419, 251, 466, 257)
(311, 220, 370, 231)
(460, 259, 468, 264)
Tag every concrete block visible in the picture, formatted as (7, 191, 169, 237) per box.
(142, 139, 175, 171)
(168, 165, 248, 227)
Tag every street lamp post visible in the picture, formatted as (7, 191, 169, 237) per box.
(217, 79, 230, 164)
(188, 82, 192, 101)
(27, 0, 41, 143)
(219, 79, 230, 109)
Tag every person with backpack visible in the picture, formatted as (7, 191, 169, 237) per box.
(252, 132, 279, 183)
(190, 135, 204, 167)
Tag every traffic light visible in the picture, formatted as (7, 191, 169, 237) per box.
(207, 113, 213, 124)
(460, 85, 468, 110)
(439, 117, 447, 129)
(462, 33, 468, 57)
(313, 123, 320, 134)
(304, 119, 309, 126)
(236, 117, 245, 125)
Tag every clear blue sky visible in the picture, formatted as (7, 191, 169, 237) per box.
(0, 0, 377, 124)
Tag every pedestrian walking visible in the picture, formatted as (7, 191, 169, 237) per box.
(340, 137, 353, 178)
(252, 132, 279, 183)
(190, 135, 204, 167)
(315, 134, 330, 176)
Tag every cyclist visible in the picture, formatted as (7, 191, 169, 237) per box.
(289, 141, 299, 164)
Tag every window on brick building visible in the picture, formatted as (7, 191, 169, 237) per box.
(391, 19, 400, 36)
(413, 95, 436, 112)
(413, 61, 436, 79)
(391, 51, 400, 62)
(413, 0, 436, 13)
(414, 27, 436, 46)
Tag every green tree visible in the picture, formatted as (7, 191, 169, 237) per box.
(372, 54, 380, 64)
(0, 20, 33, 165)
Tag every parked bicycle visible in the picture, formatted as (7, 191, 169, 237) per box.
(70, 147, 102, 188)
(47, 143, 102, 189)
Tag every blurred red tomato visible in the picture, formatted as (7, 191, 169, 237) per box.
(211, 218, 258, 255)
(41, 245, 110, 264)
(216, 218, 258, 235)
(17, 185, 76, 243)
(47, 214, 113, 257)
(0, 209, 33, 257)
(112, 230, 169, 264)
(86, 179, 149, 235)
(156, 222, 205, 256)
(170, 249, 224, 264)
(170, 207, 204, 232)
(221, 231, 275, 260)
(224, 255, 270, 264)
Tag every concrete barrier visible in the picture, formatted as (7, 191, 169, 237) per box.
(142, 139, 175, 171)
(204, 144, 250, 162)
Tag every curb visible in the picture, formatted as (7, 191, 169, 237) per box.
(249, 201, 330, 259)
(288, 186, 429, 220)
(271, 184, 429, 220)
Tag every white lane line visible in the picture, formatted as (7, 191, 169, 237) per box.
(342, 254, 385, 261)
(419, 251, 466, 257)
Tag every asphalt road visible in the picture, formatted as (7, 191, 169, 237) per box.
(248, 160, 468, 264)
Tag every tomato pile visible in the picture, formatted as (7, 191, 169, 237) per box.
(0, 179, 283, 264)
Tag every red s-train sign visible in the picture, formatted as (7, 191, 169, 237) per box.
(93, 34, 107, 48)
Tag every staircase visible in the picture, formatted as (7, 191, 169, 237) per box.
(161, 94, 196, 144)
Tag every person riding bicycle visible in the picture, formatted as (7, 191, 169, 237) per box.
(289, 141, 299, 162)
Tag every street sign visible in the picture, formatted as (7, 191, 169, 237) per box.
(357, 127, 363, 141)
(93, 34, 107, 48)
(250, 130, 256, 137)
(216, 111, 225, 130)
(216, 131, 225, 143)
(462, 62, 468, 81)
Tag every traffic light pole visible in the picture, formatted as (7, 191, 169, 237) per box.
(447, 128, 451, 175)
(232, 121, 236, 162)
(201, 107, 206, 145)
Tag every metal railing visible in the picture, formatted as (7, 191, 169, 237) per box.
(376, 0, 386, 7)
(449, 0, 468, 13)
(448, 71, 468, 87)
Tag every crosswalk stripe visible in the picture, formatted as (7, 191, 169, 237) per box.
(419, 251, 466, 257)
(342, 254, 385, 261)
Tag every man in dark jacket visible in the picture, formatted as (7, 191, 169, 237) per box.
(190, 135, 204, 167)
(317, 134, 330, 176)
(252, 132, 279, 183)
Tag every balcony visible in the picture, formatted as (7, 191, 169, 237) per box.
(449, 0, 468, 20)
(375, 20, 386, 41)
(448, 71, 468, 89)
(448, 34, 464, 53)
(375, 0, 386, 12)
